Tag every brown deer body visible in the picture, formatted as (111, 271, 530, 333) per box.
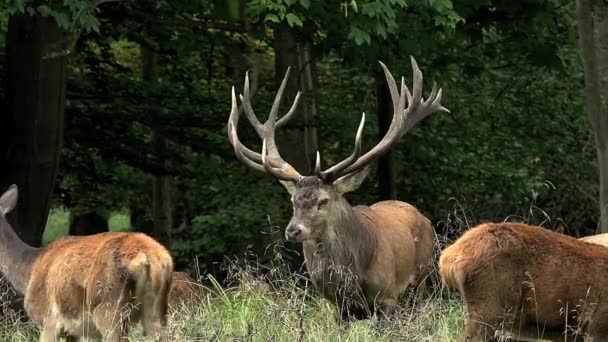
(440, 222, 608, 341)
(0, 185, 173, 341)
(301, 197, 435, 317)
(227, 57, 448, 318)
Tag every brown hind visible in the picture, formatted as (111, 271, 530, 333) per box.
(440, 222, 608, 341)
(0, 185, 173, 341)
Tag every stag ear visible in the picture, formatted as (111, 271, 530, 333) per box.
(279, 180, 298, 197)
(0, 185, 18, 216)
(333, 166, 371, 195)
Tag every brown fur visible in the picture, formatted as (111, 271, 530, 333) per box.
(0, 186, 173, 342)
(29, 232, 173, 341)
(168, 272, 202, 310)
(300, 196, 435, 318)
(439, 222, 608, 341)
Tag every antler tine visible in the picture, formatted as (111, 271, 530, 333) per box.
(228, 87, 263, 163)
(276, 91, 302, 128)
(315, 151, 322, 176)
(379, 61, 400, 109)
(409, 56, 423, 112)
(240, 72, 265, 137)
(267, 67, 291, 128)
(402, 57, 450, 131)
(331, 56, 449, 178)
(262, 139, 301, 181)
(227, 70, 303, 183)
(319, 112, 366, 181)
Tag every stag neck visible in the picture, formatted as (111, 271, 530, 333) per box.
(310, 199, 377, 271)
(0, 218, 42, 294)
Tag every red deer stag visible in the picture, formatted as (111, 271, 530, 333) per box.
(0, 185, 173, 341)
(440, 222, 608, 341)
(227, 57, 448, 319)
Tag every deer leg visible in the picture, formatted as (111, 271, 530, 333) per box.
(141, 278, 170, 340)
(376, 297, 397, 319)
(39, 318, 60, 342)
(92, 303, 129, 342)
(462, 299, 511, 342)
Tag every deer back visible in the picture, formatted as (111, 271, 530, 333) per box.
(440, 222, 608, 338)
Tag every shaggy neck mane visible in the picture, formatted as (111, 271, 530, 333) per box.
(316, 198, 377, 274)
(0, 217, 41, 294)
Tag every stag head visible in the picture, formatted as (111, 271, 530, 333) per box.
(227, 57, 449, 243)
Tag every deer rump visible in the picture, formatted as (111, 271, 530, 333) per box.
(440, 222, 608, 340)
(304, 201, 435, 317)
(25, 232, 173, 339)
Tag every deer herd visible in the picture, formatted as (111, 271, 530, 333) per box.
(0, 57, 604, 341)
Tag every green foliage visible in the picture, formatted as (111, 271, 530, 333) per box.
(43, 211, 133, 245)
(247, 0, 306, 27)
(2, 0, 103, 32)
(43, 209, 70, 245)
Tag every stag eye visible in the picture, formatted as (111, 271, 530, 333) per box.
(317, 198, 329, 209)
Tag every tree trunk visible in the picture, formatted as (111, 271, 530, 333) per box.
(375, 65, 396, 200)
(576, 0, 608, 233)
(273, 25, 317, 174)
(141, 45, 173, 244)
(68, 212, 108, 236)
(296, 42, 318, 174)
(273, 25, 318, 272)
(0, 14, 67, 246)
(152, 138, 172, 244)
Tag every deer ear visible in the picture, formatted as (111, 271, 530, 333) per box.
(0, 185, 18, 216)
(279, 180, 297, 197)
(333, 166, 371, 195)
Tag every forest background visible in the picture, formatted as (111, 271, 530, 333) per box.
(1, 0, 606, 279)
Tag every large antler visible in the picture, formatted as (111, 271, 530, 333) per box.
(227, 68, 303, 182)
(316, 56, 450, 182)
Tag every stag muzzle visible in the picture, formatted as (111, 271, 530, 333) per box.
(285, 223, 308, 243)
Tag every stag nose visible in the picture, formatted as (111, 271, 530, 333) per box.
(285, 225, 303, 242)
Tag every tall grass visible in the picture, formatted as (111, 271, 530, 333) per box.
(0, 259, 464, 341)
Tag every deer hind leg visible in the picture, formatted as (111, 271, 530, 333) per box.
(141, 268, 171, 339)
(462, 298, 519, 342)
(39, 316, 60, 342)
(91, 299, 132, 342)
(375, 297, 397, 319)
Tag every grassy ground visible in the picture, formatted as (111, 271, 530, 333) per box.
(0, 267, 464, 341)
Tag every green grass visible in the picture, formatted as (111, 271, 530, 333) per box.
(0, 267, 465, 341)
(42, 209, 131, 245)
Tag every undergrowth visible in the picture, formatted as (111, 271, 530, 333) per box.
(0, 262, 464, 341)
